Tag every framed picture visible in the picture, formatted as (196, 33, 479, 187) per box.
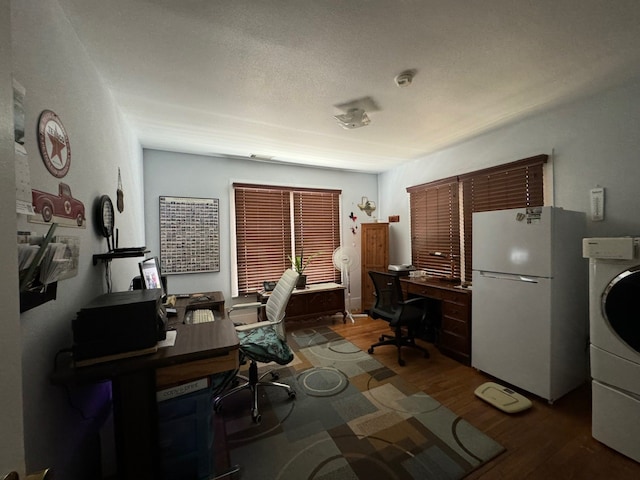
(159, 196, 220, 274)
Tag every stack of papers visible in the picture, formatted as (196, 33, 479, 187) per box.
(38, 243, 72, 285)
(18, 244, 40, 270)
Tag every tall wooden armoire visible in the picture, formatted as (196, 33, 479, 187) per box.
(360, 222, 389, 313)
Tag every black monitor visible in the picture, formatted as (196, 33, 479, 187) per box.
(138, 257, 166, 300)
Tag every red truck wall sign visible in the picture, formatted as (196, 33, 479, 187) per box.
(32, 182, 85, 227)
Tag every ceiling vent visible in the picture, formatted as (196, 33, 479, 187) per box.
(334, 108, 370, 129)
(333, 96, 379, 129)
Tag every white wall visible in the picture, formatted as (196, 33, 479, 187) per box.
(379, 77, 640, 264)
(1, 0, 25, 476)
(143, 150, 379, 310)
(5, 0, 146, 477)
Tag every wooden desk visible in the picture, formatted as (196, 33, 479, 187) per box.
(257, 282, 347, 324)
(51, 294, 239, 480)
(401, 277, 472, 365)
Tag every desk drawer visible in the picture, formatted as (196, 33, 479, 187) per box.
(441, 290, 469, 305)
(439, 329, 468, 352)
(439, 331, 470, 364)
(405, 284, 444, 300)
(442, 300, 469, 322)
(156, 353, 239, 389)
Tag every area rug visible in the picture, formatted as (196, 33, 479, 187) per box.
(218, 326, 504, 479)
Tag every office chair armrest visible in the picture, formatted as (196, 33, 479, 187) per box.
(228, 302, 263, 312)
(398, 297, 427, 307)
(234, 320, 272, 332)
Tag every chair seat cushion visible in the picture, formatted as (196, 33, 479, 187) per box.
(237, 324, 294, 365)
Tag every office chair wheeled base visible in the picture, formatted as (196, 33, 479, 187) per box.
(213, 360, 296, 424)
(368, 331, 429, 367)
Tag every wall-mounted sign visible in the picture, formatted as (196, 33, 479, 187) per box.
(37, 109, 71, 178)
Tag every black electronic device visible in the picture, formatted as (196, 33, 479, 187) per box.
(72, 289, 167, 362)
(138, 256, 166, 301)
(263, 280, 277, 292)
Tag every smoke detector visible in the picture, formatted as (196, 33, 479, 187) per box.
(394, 69, 416, 87)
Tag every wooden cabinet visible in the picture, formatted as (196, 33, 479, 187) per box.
(361, 222, 389, 313)
(257, 283, 346, 323)
(401, 278, 472, 365)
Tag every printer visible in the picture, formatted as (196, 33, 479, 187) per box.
(387, 264, 416, 276)
(72, 289, 167, 363)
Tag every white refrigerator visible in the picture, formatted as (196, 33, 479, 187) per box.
(471, 206, 588, 402)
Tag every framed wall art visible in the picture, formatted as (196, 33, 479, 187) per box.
(159, 196, 220, 274)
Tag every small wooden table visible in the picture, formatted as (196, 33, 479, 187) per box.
(51, 293, 239, 480)
(257, 282, 347, 324)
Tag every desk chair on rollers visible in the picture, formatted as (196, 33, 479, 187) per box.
(367, 271, 430, 366)
(214, 269, 298, 423)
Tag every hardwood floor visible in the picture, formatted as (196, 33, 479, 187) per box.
(318, 315, 640, 480)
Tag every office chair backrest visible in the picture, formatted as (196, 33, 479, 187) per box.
(265, 269, 299, 339)
(368, 271, 404, 317)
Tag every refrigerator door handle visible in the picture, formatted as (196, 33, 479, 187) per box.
(478, 271, 540, 283)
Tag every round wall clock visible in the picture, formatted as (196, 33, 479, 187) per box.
(98, 195, 115, 239)
(37, 109, 71, 178)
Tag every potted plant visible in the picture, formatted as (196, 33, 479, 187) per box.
(288, 248, 319, 289)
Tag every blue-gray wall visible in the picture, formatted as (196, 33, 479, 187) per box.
(142, 150, 379, 308)
(379, 78, 640, 264)
(4, 0, 640, 477)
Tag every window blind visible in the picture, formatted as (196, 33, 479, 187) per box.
(292, 191, 341, 285)
(460, 155, 546, 282)
(235, 186, 292, 294)
(408, 177, 460, 278)
(234, 184, 341, 295)
(407, 154, 547, 283)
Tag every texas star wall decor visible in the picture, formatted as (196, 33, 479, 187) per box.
(37, 109, 71, 178)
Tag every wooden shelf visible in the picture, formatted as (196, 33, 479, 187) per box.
(93, 249, 149, 265)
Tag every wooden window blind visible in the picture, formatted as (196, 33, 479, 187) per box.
(460, 155, 547, 283)
(407, 154, 547, 283)
(407, 177, 461, 278)
(234, 184, 341, 295)
(235, 186, 292, 295)
(292, 191, 341, 285)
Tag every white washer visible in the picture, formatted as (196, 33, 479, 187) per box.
(583, 237, 640, 463)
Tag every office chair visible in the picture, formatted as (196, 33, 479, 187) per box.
(213, 269, 299, 423)
(367, 271, 430, 366)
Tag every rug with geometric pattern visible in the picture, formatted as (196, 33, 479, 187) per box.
(218, 326, 504, 479)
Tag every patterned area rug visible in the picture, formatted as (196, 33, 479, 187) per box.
(219, 326, 504, 479)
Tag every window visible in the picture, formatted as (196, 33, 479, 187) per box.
(407, 177, 460, 278)
(407, 155, 547, 282)
(233, 184, 341, 295)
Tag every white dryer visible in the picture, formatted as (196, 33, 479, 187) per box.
(583, 237, 640, 463)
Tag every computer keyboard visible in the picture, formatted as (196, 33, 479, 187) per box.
(187, 309, 215, 324)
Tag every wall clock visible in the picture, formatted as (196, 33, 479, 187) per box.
(97, 195, 115, 249)
(37, 109, 71, 178)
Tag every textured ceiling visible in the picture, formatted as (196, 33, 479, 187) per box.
(57, 0, 640, 172)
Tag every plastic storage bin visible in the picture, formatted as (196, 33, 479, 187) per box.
(157, 381, 215, 480)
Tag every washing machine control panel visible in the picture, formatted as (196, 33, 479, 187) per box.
(583, 237, 638, 260)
